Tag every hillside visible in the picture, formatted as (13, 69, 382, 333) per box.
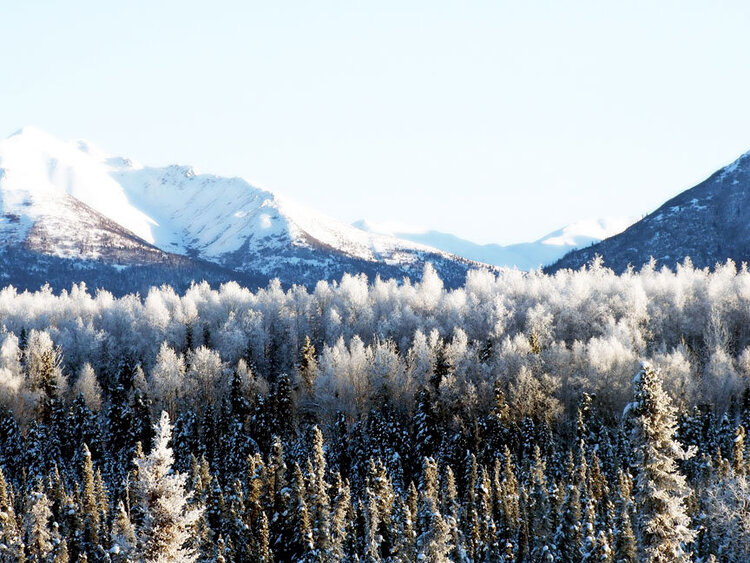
(549, 149, 750, 273)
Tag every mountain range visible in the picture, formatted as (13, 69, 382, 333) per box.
(354, 217, 635, 270)
(0, 127, 498, 293)
(7, 126, 739, 294)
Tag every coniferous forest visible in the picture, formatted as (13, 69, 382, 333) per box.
(2, 260, 750, 562)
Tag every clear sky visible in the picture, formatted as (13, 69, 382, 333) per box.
(3, 1, 750, 245)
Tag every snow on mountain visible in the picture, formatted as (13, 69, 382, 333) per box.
(0, 128, 485, 288)
(549, 149, 750, 273)
(0, 127, 174, 263)
(355, 217, 636, 270)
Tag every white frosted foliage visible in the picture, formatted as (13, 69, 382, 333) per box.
(627, 362, 696, 563)
(132, 411, 203, 563)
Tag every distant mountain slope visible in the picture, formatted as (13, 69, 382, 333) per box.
(548, 150, 750, 273)
(0, 128, 489, 290)
(355, 217, 635, 270)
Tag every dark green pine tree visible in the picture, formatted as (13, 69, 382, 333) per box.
(476, 466, 499, 561)
(289, 463, 314, 562)
(497, 446, 520, 551)
(105, 380, 134, 462)
(68, 395, 102, 465)
(224, 480, 247, 562)
(307, 426, 331, 559)
(430, 343, 452, 392)
(527, 445, 553, 559)
(265, 437, 290, 561)
(48, 466, 83, 561)
(129, 373, 154, 455)
(363, 458, 396, 562)
(270, 374, 296, 440)
(441, 466, 465, 563)
(79, 445, 101, 560)
(613, 470, 637, 563)
(414, 388, 438, 463)
(462, 453, 480, 561)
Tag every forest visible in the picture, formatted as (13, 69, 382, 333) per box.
(0, 258, 749, 562)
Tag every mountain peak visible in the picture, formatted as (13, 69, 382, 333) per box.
(0, 129, 488, 289)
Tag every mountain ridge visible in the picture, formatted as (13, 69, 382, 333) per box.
(355, 216, 636, 270)
(548, 149, 750, 273)
(0, 128, 491, 291)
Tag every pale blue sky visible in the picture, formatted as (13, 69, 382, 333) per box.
(3, 1, 750, 244)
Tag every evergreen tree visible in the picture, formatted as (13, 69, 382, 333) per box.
(299, 336, 318, 393)
(79, 445, 100, 560)
(109, 501, 136, 563)
(329, 474, 351, 563)
(255, 511, 273, 563)
(613, 470, 637, 563)
(527, 445, 552, 558)
(289, 463, 314, 562)
(307, 426, 331, 558)
(497, 446, 520, 549)
(131, 411, 203, 563)
(627, 362, 696, 563)
(23, 482, 57, 563)
(0, 467, 24, 562)
(415, 458, 452, 563)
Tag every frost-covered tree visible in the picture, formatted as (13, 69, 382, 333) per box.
(131, 411, 203, 563)
(73, 364, 102, 413)
(626, 362, 696, 563)
(0, 468, 24, 562)
(109, 501, 136, 563)
(23, 481, 57, 563)
(415, 458, 452, 563)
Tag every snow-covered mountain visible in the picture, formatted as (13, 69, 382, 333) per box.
(548, 149, 750, 273)
(0, 127, 485, 291)
(354, 217, 636, 270)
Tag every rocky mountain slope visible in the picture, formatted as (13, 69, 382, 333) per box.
(548, 150, 750, 273)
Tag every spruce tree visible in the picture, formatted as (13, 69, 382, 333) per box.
(289, 463, 314, 562)
(416, 458, 452, 563)
(613, 470, 637, 563)
(109, 501, 136, 563)
(0, 467, 24, 562)
(79, 445, 100, 559)
(308, 426, 331, 558)
(131, 411, 203, 563)
(329, 474, 351, 562)
(627, 362, 696, 563)
(299, 336, 318, 393)
(23, 482, 57, 563)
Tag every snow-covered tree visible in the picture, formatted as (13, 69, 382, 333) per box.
(110, 501, 136, 563)
(23, 482, 57, 563)
(131, 411, 203, 563)
(416, 458, 452, 563)
(626, 362, 696, 563)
